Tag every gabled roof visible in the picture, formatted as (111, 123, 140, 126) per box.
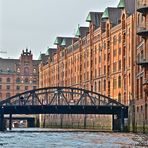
(102, 8, 109, 19)
(46, 48, 57, 55)
(86, 12, 103, 28)
(54, 37, 63, 45)
(118, 0, 135, 15)
(101, 7, 122, 26)
(61, 38, 66, 46)
(75, 26, 89, 38)
(117, 0, 125, 9)
(54, 37, 78, 47)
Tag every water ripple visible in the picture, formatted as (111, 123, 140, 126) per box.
(0, 128, 147, 148)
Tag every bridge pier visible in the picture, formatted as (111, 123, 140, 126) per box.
(120, 108, 125, 132)
(9, 114, 12, 131)
(84, 114, 87, 129)
(0, 107, 5, 131)
(112, 114, 115, 131)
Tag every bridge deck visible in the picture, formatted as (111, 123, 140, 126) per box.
(2, 105, 128, 118)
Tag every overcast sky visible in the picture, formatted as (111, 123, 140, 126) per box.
(0, 0, 119, 59)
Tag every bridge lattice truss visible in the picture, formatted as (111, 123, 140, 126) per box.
(0, 87, 125, 107)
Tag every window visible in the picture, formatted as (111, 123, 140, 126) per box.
(118, 93, 121, 103)
(113, 62, 117, 72)
(25, 78, 29, 84)
(137, 107, 139, 113)
(118, 76, 121, 88)
(33, 86, 37, 90)
(16, 86, 20, 90)
(7, 78, 10, 83)
(98, 81, 101, 92)
(16, 77, 20, 83)
(99, 56, 101, 63)
(0, 78, 2, 83)
(25, 86, 28, 90)
(33, 78, 37, 84)
(113, 35, 117, 45)
(6, 93, 10, 98)
(104, 65, 106, 75)
(104, 41, 106, 49)
(104, 54, 106, 61)
(113, 78, 117, 89)
(17, 68, 20, 73)
(33, 68, 37, 74)
(118, 34, 121, 43)
(24, 67, 29, 76)
(118, 60, 121, 71)
(6, 85, 10, 90)
(0, 85, 2, 90)
(104, 80, 106, 91)
(113, 49, 117, 57)
(119, 48, 121, 55)
(94, 82, 97, 92)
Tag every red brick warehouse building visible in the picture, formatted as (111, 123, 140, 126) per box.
(0, 49, 40, 100)
(39, 0, 146, 130)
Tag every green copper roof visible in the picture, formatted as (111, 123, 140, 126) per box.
(54, 37, 59, 45)
(101, 8, 109, 19)
(61, 38, 66, 46)
(86, 13, 91, 22)
(117, 0, 125, 8)
(75, 26, 81, 37)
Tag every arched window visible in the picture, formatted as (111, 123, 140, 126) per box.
(17, 68, 20, 73)
(24, 67, 29, 76)
(7, 78, 10, 83)
(118, 33, 121, 43)
(33, 78, 37, 84)
(113, 35, 117, 45)
(98, 81, 101, 92)
(118, 93, 121, 103)
(118, 76, 121, 88)
(33, 68, 37, 74)
(94, 82, 97, 92)
(104, 79, 106, 91)
(25, 78, 29, 84)
(6, 93, 10, 98)
(16, 77, 20, 83)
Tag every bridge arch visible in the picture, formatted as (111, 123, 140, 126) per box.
(0, 86, 126, 107)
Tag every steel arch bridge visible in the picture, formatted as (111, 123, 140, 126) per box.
(0, 87, 128, 131)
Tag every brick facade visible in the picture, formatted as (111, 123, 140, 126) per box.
(0, 49, 40, 100)
(39, 0, 148, 131)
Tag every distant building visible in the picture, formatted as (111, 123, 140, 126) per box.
(0, 49, 40, 100)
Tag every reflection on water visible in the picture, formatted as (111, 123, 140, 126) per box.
(0, 128, 147, 148)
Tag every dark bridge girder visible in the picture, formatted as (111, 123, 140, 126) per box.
(0, 86, 128, 132)
(2, 105, 128, 118)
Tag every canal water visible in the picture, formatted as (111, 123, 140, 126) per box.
(0, 128, 148, 148)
